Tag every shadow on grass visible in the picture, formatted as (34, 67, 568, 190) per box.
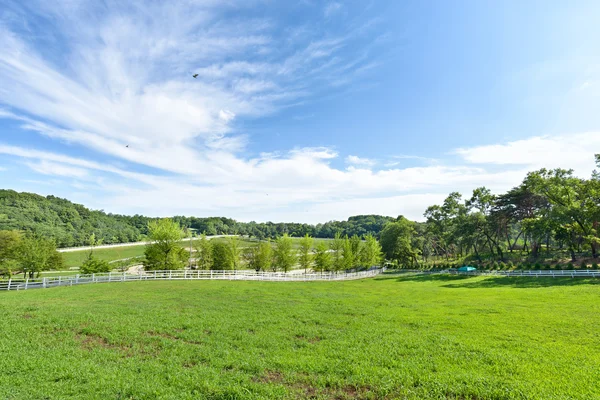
(378, 272, 600, 288)
(442, 276, 600, 289)
(377, 273, 473, 283)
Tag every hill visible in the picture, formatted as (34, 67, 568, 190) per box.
(0, 190, 395, 247)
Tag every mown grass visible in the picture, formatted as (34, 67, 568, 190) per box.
(2, 275, 598, 399)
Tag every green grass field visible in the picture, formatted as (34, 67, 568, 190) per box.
(1, 274, 599, 399)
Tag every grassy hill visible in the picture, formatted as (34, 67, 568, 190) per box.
(1, 274, 599, 399)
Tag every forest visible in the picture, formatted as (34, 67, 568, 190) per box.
(0, 189, 393, 247)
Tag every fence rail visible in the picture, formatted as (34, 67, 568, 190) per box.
(0, 268, 385, 291)
(389, 269, 600, 278)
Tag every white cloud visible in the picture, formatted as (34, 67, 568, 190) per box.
(455, 132, 600, 176)
(346, 155, 375, 167)
(1, 2, 599, 223)
(25, 160, 89, 179)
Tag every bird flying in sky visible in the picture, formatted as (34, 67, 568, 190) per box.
(192, 74, 198, 78)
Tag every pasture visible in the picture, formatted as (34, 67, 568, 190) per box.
(1, 274, 598, 399)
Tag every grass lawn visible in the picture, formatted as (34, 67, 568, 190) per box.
(61, 245, 148, 269)
(2, 274, 598, 399)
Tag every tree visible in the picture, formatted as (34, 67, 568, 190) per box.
(342, 235, 354, 270)
(80, 254, 111, 274)
(330, 232, 345, 271)
(273, 234, 296, 272)
(298, 234, 314, 273)
(143, 219, 187, 271)
(360, 234, 382, 267)
(349, 235, 362, 268)
(211, 242, 233, 270)
(80, 233, 110, 274)
(0, 230, 22, 277)
(380, 218, 418, 267)
(18, 235, 62, 278)
(227, 236, 241, 271)
(313, 241, 332, 272)
(243, 241, 272, 272)
(194, 234, 213, 270)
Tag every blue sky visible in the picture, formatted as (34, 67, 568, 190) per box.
(1, 0, 599, 222)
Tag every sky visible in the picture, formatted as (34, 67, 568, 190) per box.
(1, 0, 599, 223)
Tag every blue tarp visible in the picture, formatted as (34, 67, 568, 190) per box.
(458, 266, 477, 272)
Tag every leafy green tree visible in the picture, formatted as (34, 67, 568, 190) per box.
(194, 234, 213, 270)
(298, 234, 314, 273)
(243, 241, 273, 272)
(313, 241, 332, 272)
(0, 230, 22, 277)
(211, 242, 233, 270)
(330, 232, 345, 271)
(18, 235, 62, 278)
(227, 236, 241, 271)
(143, 219, 187, 271)
(349, 235, 362, 268)
(274, 234, 296, 272)
(380, 218, 418, 268)
(342, 235, 354, 270)
(360, 234, 382, 267)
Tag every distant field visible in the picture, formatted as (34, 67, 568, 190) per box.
(60, 237, 335, 269)
(1, 274, 599, 399)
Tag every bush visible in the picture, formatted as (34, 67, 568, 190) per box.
(498, 262, 506, 270)
(533, 262, 542, 270)
(579, 261, 587, 269)
(566, 262, 574, 270)
(80, 253, 111, 274)
(592, 262, 599, 269)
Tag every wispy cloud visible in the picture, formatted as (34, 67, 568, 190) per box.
(324, 2, 343, 18)
(346, 155, 375, 167)
(1, 1, 599, 223)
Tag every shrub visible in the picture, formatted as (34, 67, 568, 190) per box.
(80, 253, 111, 274)
(592, 262, 599, 269)
(566, 262, 574, 270)
(498, 262, 506, 270)
(533, 262, 542, 270)
(579, 261, 587, 269)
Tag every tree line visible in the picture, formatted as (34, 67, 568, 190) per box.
(380, 156, 600, 269)
(142, 219, 383, 273)
(0, 189, 392, 247)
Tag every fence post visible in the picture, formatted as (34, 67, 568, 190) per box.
(92, 274, 95, 283)
(76, 274, 79, 284)
(7, 278, 11, 291)
(169, 270, 172, 280)
(25, 277, 28, 290)
(43, 278, 47, 288)
(123, 271, 126, 282)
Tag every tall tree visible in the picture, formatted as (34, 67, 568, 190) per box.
(380, 217, 418, 267)
(313, 241, 332, 272)
(360, 234, 382, 267)
(0, 230, 22, 277)
(273, 234, 296, 272)
(211, 242, 233, 270)
(330, 232, 345, 271)
(227, 236, 241, 271)
(298, 234, 314, 273)
(194, 234, 213, 270)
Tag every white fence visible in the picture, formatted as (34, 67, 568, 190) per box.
(0, 268, 385, 291)
(395, 269, 600, 278)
